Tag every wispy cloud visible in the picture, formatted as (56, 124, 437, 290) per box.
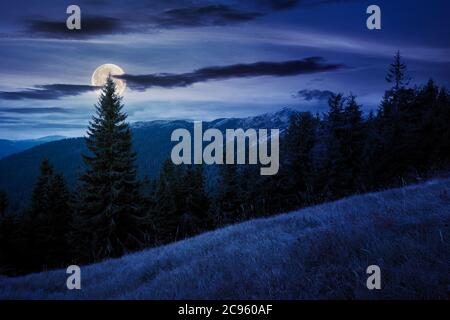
(16, 0, 356, 39)
(117, 57, 345, 90)
(0, 84, 99, 100)
(21, 5, 262, 39)
(153, 5, 262, 28)
(26, 16, 124, 39)
(0, 107, 71, 114)
(293, 89, 334, 101)
(252, 0, 356, 9)
(0, 58, 343, 100)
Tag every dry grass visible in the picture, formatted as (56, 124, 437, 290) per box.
(1, 179, 449, 299)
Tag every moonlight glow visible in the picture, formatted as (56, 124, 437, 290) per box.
(91, 64, 126, 95)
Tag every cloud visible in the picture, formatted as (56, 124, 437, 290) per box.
(0, 107, 71, 114)
(0, 58, 344, 101)
(0, 116, 21, 123)
(24, 7, 259, 39)
(27, 123, 87, 129)
(154, 5, 262, 28)
(252, 0, 299, 10)
(26, 5, 261, 38)
(26, 16, 124, 38)
(293, 89, 335, 101)
(0, 84, 99, 100)
(250, 0, 355, 10)
(19, 0, 354, 39)
(117, 57, 345, 90)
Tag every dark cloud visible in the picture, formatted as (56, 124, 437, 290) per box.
(150, 0, 355, 29)
(26, 5, 261, 38)
(293, 89, 335, 101)
(26, 16, 124, 38)
(19, 0, 357, 39)
(117, 57, 345, 90)
(0, 58, 344, 101)
(253, 0, 299, 10)
(0, 107, 71, 114)
(154, 5, 262, 28)
(24, 7, 259, 39)
(0, 84, 99, 100)
(251, 0, 356, 10)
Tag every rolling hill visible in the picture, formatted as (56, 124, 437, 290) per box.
(1, 178, 448, 299)
(0, 108, 294, 212)
(0, 136, 65, 159)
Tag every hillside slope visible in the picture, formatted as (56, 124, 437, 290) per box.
(0, 136, 65, 159)
(1, 179, 449, 299)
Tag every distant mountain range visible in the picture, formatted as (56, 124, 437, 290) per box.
(0, 108, 295, 212)
(0, 136, 66, 159)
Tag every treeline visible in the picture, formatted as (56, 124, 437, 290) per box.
(224, 52, 450, 218)
(1, 53, 450, 275)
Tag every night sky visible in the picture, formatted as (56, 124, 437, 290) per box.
(0, 0, 449, 139)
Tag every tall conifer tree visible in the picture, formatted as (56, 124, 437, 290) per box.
(181, 165, 210, 236)
(284, 112, 318, 205)
(386, 51, 409, 92)
(215, 164, 242, 225)
(321, 93, 347, 198)
(74, 76, 144, 261)
(29, 159, 72, 269)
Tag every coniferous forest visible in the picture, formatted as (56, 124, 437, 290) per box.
(1, 52, 450, 276)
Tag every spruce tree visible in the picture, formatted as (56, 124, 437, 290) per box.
(375, 52, 415, 185)
(382, 51, 412, 117)
(29, 159, 72, 270)
(215, 164, 243, 225)
(0, 191, 8, 218)
(151, 159, 179, 243)
(31, 159, 54, 215)
(434, 87, 450, 161)
(181, 165, 210, 237)
(342, 95, 365, 191)
(402, 80, 437, 171)
(28, 159, 54, 270)
(74, 76, 144, 261)
(46, 174, 72, 266)
(321, 93, 347, 198)
(146, 162, 211, 242)
(386, 51, 409, 92)
(284, 112, 318, 205)
(362, 109, 381, 189)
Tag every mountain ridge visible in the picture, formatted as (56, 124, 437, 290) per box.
(0, 135, 66, 159)
(0, 108, 296, 212)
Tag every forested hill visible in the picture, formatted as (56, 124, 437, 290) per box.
(0, 108, 294, 212)
(0, 136, 65, 159)
(1, 178, 448, 299)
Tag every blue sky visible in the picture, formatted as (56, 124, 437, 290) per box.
(0, 0, 449, 139)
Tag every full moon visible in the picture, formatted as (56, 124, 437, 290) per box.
(91, 64, 126, 95)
